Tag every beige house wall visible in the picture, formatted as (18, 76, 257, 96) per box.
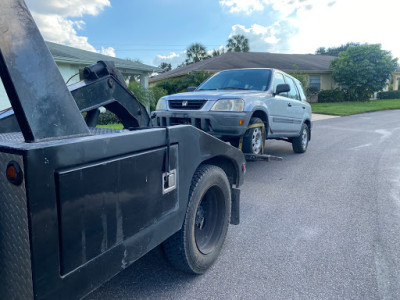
(320, 73, 337, 90)
(304, 72, 336, 90)
(392, 72, 400, 91)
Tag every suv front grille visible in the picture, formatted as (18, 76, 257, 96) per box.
(168, 100, 206, 110)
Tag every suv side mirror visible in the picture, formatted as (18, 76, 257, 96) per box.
(187, 86, 197, 92)
(275, 83, 290, 96)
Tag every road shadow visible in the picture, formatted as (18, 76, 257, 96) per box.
(86, 246, 198, 299)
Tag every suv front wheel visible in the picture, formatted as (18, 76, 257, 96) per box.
(242, 117, 265, 155)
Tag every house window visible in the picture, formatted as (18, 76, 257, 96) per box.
(309, 75, 321, 91)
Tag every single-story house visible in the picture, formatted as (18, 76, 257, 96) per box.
(150, 52, 337, 93)
(150, 52, 400, 101)
(0, 41, 160, 111)
(388, 67, 400, 91)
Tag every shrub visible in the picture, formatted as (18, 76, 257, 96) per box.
(155, 71, 212, 95)
(98, 110, 120, 125)
(97, 83, 168, 125)
(288, 65, 309, 90)
(129, 81, 168, 112)
(318, 89, 346, 103)
(377, 90, 400, 100)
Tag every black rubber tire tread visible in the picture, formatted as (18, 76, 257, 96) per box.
(162, 164, 231, 274)
(292, 123, 309, 153)
(242, 117, 265, 154)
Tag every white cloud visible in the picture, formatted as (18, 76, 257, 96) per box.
(223, 0, 400, 59)
(156, 52, 180, 60)
(289, 0, 400, 58)
(26, 0, 111, 17)
(101, 47, 116, 57)
(230, 22, 296, 53)
(220, 0, 318, 16)
(26, 0, 113, 54)
(220, 0, 265, 15)
(31, 12, 96, 52)
(152, 52, 186, 68)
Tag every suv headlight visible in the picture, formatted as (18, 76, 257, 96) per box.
(155, 98, 166, 110)
(210, 99, 244, 112)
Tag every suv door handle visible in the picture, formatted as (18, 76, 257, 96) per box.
(287, 103, 292, 107)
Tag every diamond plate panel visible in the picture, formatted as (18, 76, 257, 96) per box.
(89, 128, 124, 135)
(0, 132, 24, 143)
(0, 152, 33, 299)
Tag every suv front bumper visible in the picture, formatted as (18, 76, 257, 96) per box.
(153, 111, 251, 137)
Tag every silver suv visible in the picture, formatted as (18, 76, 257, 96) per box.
(153, 68, 312, 154)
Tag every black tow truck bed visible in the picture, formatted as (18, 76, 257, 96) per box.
(0, 125, 244, 299)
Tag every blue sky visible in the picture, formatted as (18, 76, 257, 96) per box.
(26, 0, 400, 68)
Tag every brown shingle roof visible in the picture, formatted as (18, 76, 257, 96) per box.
(150, 52, 336, 83)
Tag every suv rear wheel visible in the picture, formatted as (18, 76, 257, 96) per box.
(292, 123, 309, 153)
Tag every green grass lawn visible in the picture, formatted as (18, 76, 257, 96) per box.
(97, 124, 124, 129)
(311, 99, 400, 116)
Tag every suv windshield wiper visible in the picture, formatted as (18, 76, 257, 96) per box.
(218, 87, 249, 90)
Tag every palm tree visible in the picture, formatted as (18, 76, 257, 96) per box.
(226, 35, 250, 52)
(212, 49, 221, 57)
(159, 62, 172, 73)
(185, 43, 209, 65)
(211, 47, 225, 57)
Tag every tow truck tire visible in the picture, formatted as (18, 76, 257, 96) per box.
(163, 164, 231, 274)
(242, 117, 264, 154)
(292, 123, 309, 153)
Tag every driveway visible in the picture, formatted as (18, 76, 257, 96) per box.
(312, 113, 339, 121)
(87, 110, 400, 299)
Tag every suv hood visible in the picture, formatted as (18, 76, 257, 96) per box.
(164, 90, 267, 101)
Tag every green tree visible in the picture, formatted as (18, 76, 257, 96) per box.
(226, 34, 250, 52)
(288, 65, 309, 90)
(159, 62, 172, 73)
(155, 78, 187, 95)
(211, 48, 225, 57)
(155, 71, 212, 95)
(330, 44, 398, 101)
(129, 81, 167, 111)
(185, 43, 209, 65)
(316, 42, 359, 56)
(183, 71, 211, 87)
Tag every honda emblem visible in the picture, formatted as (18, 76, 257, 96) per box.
(182, 101, 188, 107)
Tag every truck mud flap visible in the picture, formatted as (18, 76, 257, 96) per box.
(230, 188, 240, 225)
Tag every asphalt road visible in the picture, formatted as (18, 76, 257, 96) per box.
(88, 110, 400, 300)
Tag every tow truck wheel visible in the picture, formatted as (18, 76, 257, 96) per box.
(163, 164, 231, 274)
(242, 117, 265, 154)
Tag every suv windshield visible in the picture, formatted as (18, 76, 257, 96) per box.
(198, 69, 272, 91)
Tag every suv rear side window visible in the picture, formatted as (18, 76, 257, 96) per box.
(284, 76, 300, 100)
(297, 81, 307, 101)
